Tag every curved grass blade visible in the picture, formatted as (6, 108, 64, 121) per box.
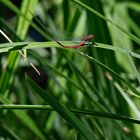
(27, 75, 96, 140)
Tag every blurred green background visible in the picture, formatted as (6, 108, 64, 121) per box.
(0, 0, 140, 139)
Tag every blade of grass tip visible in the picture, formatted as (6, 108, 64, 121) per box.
(70, 0, 140, 45)
(26, 75, 96, 140)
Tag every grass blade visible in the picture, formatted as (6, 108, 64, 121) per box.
(27, 75, 96, 140)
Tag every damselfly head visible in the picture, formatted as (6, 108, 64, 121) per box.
(82, 34, 94, 41)
(87, 34, 94, 40)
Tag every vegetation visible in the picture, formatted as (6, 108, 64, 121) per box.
(0, 0, 140, 139)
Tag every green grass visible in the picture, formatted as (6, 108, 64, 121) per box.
(0, 0, 140, 139)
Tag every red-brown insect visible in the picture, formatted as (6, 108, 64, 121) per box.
(56, 34, 94, 48)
